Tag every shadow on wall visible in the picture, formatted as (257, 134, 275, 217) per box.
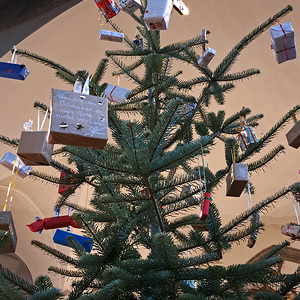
(0, 0, 83, 58)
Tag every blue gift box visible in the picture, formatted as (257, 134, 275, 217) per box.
(53, 229, 93, 253)
(0, 152, 32, 178)
(0, 62, 29, 80)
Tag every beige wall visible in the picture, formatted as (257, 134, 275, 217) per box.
(0, 0, 299, 290)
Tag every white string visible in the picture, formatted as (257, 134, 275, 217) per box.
(291, 193, 300, 225)
(246, 182, 253, 209)
(37, 107, 40, 131)
(40, 108, 48, 131)
(11, 46, 17, 64)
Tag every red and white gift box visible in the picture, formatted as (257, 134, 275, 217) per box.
(197, 47, 216, 68)
(119, 0, 141, 14)
(270, 21, 297, 64)
(143, 0, 173, 31)
(99, 29, 124, 43)
(199, 192, 210, 221)
(104, 84, 130, 103)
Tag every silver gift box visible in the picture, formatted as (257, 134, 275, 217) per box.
(119, 0, 141, 14)
(197, 47, 216, 68)
(49, 89, 108, 150)
(0, 152, 32, 178)
(99, 29, 124, 43)
(226, 163, 248, 197)
(270, 21, 297, 64)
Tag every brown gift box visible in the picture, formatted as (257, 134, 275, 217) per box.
(17, 131, 53, 166)
(286, 120, 300, 149)
(226, 163, 248, 197)
(48, 89, 108, 150)
(0, 211, 17, 253)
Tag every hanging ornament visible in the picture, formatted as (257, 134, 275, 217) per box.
(237, 114, 258, 151)
(99, 29, 124, 43)
(0, 152, 32, 178)
(270, 20, 297, 64)
(48, 78, 108, 150)
(17, 108, 53, 166)
(286, 110, 300, 149)
(226, 145, 249, 197)
(27, 215, 81, 233)
(53, 229, 94, 252)
(133, 35, 144, 49)
(104, 84, 130, 103)
(197, 47, 216, 68)
(94, 0, 120, 19)
(0, 46, 29, 80)
(143, 0, 173, 31)
(0, 211, 17, 253)
(58, 171, 77, 195)
(281, 191, 300, 240)
(119, 0, 141, 15)
(172, 0, 189, 15)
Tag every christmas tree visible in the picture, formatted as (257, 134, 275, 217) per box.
(0, 2, 299, 299)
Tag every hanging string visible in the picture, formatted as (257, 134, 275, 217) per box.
(291, 192, 300, 225)
(40, 108, 48, 131)
(198, 143, 207, 198)
(37, 107, 40, 131)
(246, 182, 253, 210)
(10, 46, 17, 64)
(3, 158, 20, 211)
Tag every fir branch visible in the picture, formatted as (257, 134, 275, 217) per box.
(48, 266, 84, 278)
(0, 135, 19, 148)
(31, 240, 77, 265)
(15, 48, 75, 77)
(91, 58, 109, 86)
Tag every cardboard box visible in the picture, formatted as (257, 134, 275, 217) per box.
(143, 0, 173, 31)
(94, 0, 120, 18)
(286, 120, 300, 149)
(119, 0, 141, 14)
(0, 211, 17, 253)
(49, 89, 108, 150)
(238, 125, 258, 151)
(197, 47, 216, 68)
(0, 62, 29, 80)
(53, 229, 93, 252)
(17, 131, 53, 166)
(104, 84, 130, 103)
(99, 29, 124, 43)
(0, 152, 32, 178)
(270, 21, 297, 64)
(226, 163, 248, 197)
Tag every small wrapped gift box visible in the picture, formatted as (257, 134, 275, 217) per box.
(281, 224, 300, 240)
(286, 120, 300, 149)
(197, 47, 216, 68)
(143, 0, 173, 31)
(119, 0, 141, 14)
(27, 215, 81, 232)
(0, 211, 17, 253)
(172, 0, 189, 15)
(247, 212, 259, 248)
(226, 163, 248, 197)
(238, 125, 258, 151)
(49, 88, 108, 150)
(0, 62, 29, 80)
(58, 171, 76, 195)
(53, 229, 93, 252)
(0, 152, 32, 178)
(270, 21, 297, 64)
(104, 84, 130, 103)
(94, 0, 120, 18)
(199, 192, 210, 221)
(17, 131, 53, 166)
(99, 29, 124, 43)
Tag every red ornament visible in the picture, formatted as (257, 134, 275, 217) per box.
(27, 215, 81, 232)
(94, 0, 120, 19)
(199, 192, 210, 221)
(58, 171, 76, 195)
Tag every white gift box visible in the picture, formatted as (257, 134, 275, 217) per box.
(143, 0, 173, 31)
(104, 84, 130, 103)
(172, 0, 189, 15)
(270, 21, 297, 64)
(0, 152, 32, 178)
(99, 29, 124, 43)
(119, 0, 141, 14)
(197, 47, 216, 68)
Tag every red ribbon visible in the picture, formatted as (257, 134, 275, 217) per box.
(286, 224, 291, 236)
(108, 85, 117, 102)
